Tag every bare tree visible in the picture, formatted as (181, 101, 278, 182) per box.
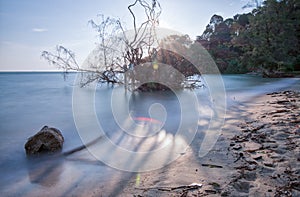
(42, 0, 161, 88)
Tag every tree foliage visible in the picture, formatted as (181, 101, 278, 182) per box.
(197, 13, 250, 73)
(244, 0, 300, 73)
(197, 0, 300, 75)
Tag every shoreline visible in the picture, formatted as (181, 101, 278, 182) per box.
(0, 74, 299, 196)
(121, 90, 300, 196)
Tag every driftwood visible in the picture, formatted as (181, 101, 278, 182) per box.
(136, 183, 202, 192)
(25, 126, 64, 155)
(201, 163, 223, 168)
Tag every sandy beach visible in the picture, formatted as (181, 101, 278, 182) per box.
(119, 90, 300, 196)
(0, 74, 299, 197)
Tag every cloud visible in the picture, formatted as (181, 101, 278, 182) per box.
(32, 28, 48, 33)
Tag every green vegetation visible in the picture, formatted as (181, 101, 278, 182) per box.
(197, 0, 300, 75)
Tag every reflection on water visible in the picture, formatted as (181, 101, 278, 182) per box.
(0, 73, 299, 196)
(26, 155, 64, 187)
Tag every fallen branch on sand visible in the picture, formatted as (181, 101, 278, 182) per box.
(201, 163, 223, 168)
(135, 183, 202, 192)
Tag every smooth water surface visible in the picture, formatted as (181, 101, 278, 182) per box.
(0, 72, 299, 196)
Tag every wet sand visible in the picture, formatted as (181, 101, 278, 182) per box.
(121, 90, 300, 196)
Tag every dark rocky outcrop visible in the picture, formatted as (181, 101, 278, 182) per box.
(25, 126, 64, 155)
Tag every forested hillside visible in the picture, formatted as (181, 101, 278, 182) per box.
(196, 0, 300, 75)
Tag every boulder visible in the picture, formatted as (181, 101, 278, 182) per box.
(25, 126, 64, 155)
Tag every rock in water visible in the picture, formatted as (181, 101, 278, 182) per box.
(25, 126, 64, 155)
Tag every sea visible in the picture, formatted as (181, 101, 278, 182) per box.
(0, 72, 299, 196)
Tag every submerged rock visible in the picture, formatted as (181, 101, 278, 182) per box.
(25, 126, 64, 155)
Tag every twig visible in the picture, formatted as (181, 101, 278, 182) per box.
(201, 163, 223, 168)
(136, 183, 202, 192)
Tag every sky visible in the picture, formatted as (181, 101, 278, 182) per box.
(0, 0, 254, 71)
